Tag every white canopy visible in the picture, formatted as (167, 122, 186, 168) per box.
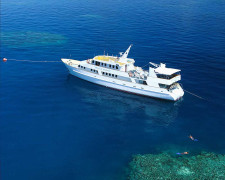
(155, 66, 180, 75)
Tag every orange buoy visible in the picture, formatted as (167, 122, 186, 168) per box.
(3, 58, 7, 62)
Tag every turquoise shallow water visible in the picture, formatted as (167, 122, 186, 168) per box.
(1, 0, 225, 179)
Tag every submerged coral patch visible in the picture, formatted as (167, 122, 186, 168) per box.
(79, 14, 102, 19)
(1, 31, 67, 48)
(127, 152, 225, 179)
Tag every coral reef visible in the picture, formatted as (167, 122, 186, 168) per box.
(127, 152, 225, 180)
(1, 31, 67, 48)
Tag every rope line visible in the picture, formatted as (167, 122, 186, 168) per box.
(184, 89, 205, 100)
(141, 62, 150, 68)
(5, 59, 61, 63)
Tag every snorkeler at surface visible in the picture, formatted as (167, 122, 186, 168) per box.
(176, 152, 189, 155)
(189, 135, 198, 141)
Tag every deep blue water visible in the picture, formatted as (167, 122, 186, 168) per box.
(1, 0, 225, 179)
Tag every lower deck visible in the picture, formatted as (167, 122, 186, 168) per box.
(66, 68, 183, 101)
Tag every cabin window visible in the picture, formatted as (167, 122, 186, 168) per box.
(96, 70, 98, 73)
(101, 63, 103, 66)
(109, 65, 111, 68)
(106, 73, 108, 75)
(159, 84, 169, 89)
(104, 63, 106, 66)
(78, 65, 80, 67)
(92, 61, 95, 64)
(116, 65, 119, 69)
(95, 61, 100, 66)
(91, 69, 92, 71)
(103, 72, 105, 75)
(109, 73, 111, 76)
(115, 75, 118, 78)
(143, 81, 147, 85)
(157, 74, 170, 79)
(112, 74, 114, 77)
(112, 65, 115, 68)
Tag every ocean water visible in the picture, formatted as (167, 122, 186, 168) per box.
(1, 0, 225, 179)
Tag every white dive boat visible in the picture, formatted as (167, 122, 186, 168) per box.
(61, 45, 184, 101)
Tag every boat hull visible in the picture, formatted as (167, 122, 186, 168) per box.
(64, 64, 183, 101)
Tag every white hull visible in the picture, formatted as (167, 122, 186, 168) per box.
(64, 64, 183, 101)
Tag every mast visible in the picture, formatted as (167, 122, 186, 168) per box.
(119, 44, 132, 62)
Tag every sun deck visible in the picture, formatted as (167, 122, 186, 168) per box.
(93, 55, 126, 66)
(94, 55, 118, 62)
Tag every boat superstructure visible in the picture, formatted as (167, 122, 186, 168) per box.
(61, 45, 184, 101)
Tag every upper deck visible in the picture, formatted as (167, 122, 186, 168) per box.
(94, 55, 118, 62)
(93, 55, 127, 66)
(155, 65, 180, 75)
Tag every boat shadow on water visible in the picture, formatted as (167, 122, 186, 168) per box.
(65, 74, 182, 128)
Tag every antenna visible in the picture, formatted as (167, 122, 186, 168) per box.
(149, 62, 159, 67)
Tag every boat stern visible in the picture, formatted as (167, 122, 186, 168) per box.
(169, 83, 184, 101)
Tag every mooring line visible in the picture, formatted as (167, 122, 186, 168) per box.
(4, 58, 61, 63)
(184, 89, 205, 100)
